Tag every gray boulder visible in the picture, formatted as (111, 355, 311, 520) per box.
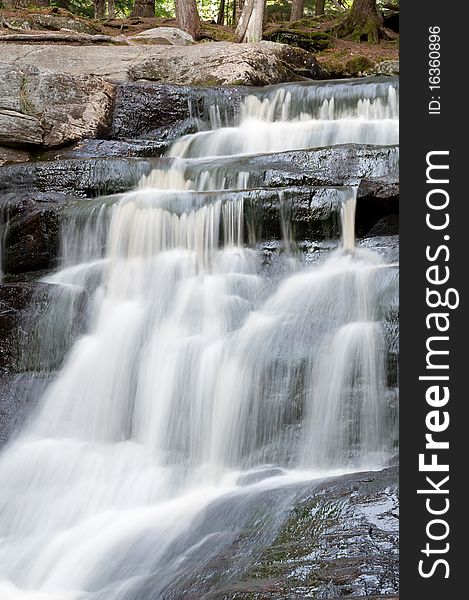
(366, 60, 399, 77)
(128, 41, 325, 85)
(0, 41, 325, 85)
(0, 63, 114, 148)
(130, 27, 194, 46)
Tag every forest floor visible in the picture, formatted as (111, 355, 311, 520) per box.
(0, 7, 399, 78)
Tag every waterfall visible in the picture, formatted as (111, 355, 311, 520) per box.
(0, 78, 398, 599)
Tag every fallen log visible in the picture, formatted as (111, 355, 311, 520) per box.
(0, 32, 132, 45)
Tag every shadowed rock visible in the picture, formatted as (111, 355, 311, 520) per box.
(356, 175, 399, 236)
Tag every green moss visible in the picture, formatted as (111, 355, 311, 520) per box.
(345, 55, 374, 76)
(239, 497, 344, 585)
(199, 23, 236, 42)
(263, 28, 330, 53)
(289, 18, 321, 30)
(19, 76, 35, 117)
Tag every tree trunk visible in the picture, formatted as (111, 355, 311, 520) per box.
(131, 0, 155, 17)
(217, 0, 226, 25)
(236, 0, 265, 43)
(174, 0, 200, 38)
(108, 0, 116, 19)
(94, 0, 106, 19)
(336, 0, 384, 43)
(315, 0, 325, 16)
(290, 0, 304, 22)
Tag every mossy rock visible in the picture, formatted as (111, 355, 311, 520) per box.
(198, 23, 236, 42)
(263, 28, 330, 53)
(289, 17, 322, 30)
(345, 56, 375, 76)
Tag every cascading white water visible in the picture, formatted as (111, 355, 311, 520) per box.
(171, 78, 398, 158)
(0, 79, 398, 599)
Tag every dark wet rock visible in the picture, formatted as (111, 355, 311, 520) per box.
(367, 214, 399, 237)
(0, 372, 50, 446)
(221, 467, 399, 599)
(0, 63, 114, 149)
(244, 187, 342, 242)
(0, 192, 77, 274)
(38, 138, 169, 161)
(186, 145, 399, 189)
(0, 158, 156, 197)
(109, 82, 247, 139)
(0, 279, 48, 370)
(0, 187, 344, 279)
(356, 175, 399, 237)
(0, 146, 398, 199)
(158, 467, 398, 599)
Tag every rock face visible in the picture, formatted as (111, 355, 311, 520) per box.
(0, 63, 114, 149)
(128, 41, 325, 85)
(0, 280, 48, 371)
(0, 41, 325, 84)
(220, 467, 399, 599)
(0, 372, 49, 446)
(0, 158, 156, 197)
(130, 27, 194, 46)
(109, 82, 247, 139)
(150, 467, 399, 599)
(0, 186, 344, 279)
(0, 146, 30, 166)
(356, 175, 399, 236)
(0, 145, 398, 198)
(0, 192, 78, 275)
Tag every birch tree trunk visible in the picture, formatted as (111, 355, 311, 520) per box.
(236, 0, 265, 43)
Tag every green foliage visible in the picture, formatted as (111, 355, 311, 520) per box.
(265, 0, 291, 22)
(54, 0, 93, 18)
(47, 0, 176, 19)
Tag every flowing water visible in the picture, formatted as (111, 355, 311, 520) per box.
(0, 78, 399, 599)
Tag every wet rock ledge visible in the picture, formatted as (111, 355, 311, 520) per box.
(182, 467, 399, 600)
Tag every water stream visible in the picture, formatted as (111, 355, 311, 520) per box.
(0, 78, 399, 599)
